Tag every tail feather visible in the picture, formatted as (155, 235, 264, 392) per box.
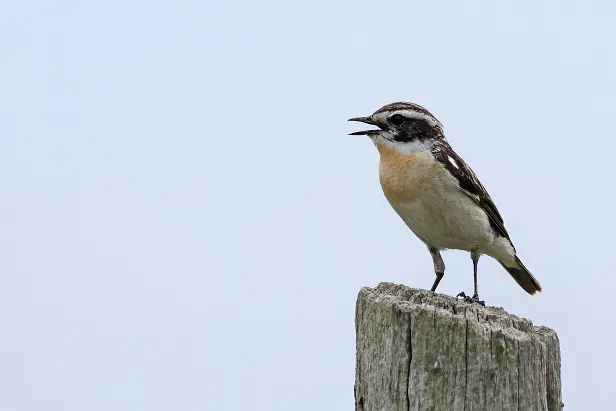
(499, 256, 542, 295)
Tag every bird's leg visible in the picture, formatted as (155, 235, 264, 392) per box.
(456, 249, 485, 306)
(471, 249, 480, 300)
(428, 247, 445, 292)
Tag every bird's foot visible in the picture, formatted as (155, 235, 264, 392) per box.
(456, 292, 485, 307)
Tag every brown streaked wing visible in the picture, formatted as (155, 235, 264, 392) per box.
(431, 141, 513, 245)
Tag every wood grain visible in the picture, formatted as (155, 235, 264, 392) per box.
(355, 283, 562, 411)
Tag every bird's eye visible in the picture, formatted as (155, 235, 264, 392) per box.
(389, 114, 405, 126)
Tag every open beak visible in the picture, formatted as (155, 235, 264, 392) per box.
(348, 116, 382, 135)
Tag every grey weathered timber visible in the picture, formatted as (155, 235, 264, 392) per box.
(355, 282, 562, 411)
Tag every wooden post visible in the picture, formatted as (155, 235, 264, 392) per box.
(355, 283, 562, 411)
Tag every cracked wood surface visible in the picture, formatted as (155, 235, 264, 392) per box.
(355, 283, 562, 411)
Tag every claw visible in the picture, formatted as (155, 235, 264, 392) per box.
(456, 291, 485, 306)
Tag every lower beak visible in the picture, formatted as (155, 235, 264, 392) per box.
(348, 116, 382, 135)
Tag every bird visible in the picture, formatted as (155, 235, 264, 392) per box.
(348, 102, 541, 304)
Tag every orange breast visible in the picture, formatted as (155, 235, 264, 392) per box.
(377, 142, 440, 204)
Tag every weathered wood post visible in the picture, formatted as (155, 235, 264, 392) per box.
(355, 282, 562, 411)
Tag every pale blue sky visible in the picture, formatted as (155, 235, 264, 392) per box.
(2, 1, 615, 410)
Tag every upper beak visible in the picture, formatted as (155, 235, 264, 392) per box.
(348, 116, 382, 135)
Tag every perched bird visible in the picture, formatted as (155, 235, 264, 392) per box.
(349, 102, 541, 304)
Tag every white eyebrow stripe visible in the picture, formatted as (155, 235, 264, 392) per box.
(373, 109, 444, 131)
(392, 110, 444, 130)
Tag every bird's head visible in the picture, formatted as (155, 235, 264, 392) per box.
(349, 102, 445, 149)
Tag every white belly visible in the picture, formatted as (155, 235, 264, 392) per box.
(390, 185, 495, 251)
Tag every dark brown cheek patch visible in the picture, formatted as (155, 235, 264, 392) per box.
(395, 119, 442, 142)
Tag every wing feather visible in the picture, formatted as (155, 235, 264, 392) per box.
(431, 142, 513, 245)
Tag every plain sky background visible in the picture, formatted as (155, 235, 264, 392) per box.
(2, 0, 615, 410)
